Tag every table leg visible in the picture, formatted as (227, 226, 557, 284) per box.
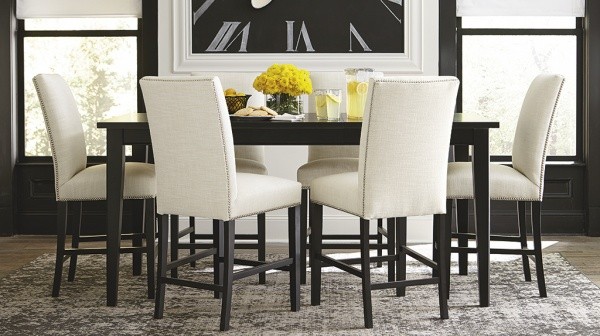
(472, 129, 490, 307)
(455, 145, 470, 275)
(106, 129, 125, 306)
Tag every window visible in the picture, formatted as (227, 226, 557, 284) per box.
(457, 16, 583, 160)
(17, 1, 141, 158)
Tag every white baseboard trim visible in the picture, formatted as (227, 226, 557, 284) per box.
(176, 214, 434, 244)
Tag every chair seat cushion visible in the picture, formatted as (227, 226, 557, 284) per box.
(235, 158, 268, 175)
(447, 162, 541, 201)
(297, 158, 359, 188)
(310, 172, 361, 217)
(59, 163, 156, 201)
(231, 173, 302, 219)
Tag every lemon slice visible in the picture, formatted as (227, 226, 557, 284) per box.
(356, 82, 368, 95)
(316, 95, 326, 108)
(347, 81, 358, 94)
(326, 93, 341, 103)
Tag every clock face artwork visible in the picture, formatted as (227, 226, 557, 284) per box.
(191, 0, 405, 54)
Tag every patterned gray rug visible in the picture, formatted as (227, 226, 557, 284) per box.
(1, 252, 599, 335)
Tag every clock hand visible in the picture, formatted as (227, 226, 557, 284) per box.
(193, 0, 216, 24)
(379, 0, 402, 24)
(251, 0, 273, 9)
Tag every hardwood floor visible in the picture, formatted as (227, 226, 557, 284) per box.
(0, 235, 599, 286)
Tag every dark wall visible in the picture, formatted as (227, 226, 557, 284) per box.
(439, 0, 456, 77)
(585, 1, 600, 235)
(0, 0, 16, 236)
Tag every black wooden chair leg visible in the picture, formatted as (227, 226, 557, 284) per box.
(258, 213, 266, 284)
(288, 206, 301, 312)
(68, 201, 82, 282)
(456, 199, 469, 275)
(133, 200, 144, 276)
(145, 198, 156, 299)
(310, 202, 323, 306)
(432, 215, 440, 278)
(518, 201, 532, 282)
(300, 189, 308, 285)
(437, 209, 450, 319)
(376, 219, 383, 268)
(220, 220, 235, 332)
(170, 215, 179, 278)
(386, 218, 395, 283)
(190, 216, 196, 268)
(360, 218, 373, 329)
(213, 219, 223, 299)
(52, 202, 68, 297)
(531, 201, 547, 297)
(445, 200, 452, 300)
(154, 214, 168, 319)
(396, 217, 407, 297)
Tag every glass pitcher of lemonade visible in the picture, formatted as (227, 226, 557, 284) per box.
(345, 68, 374, 120)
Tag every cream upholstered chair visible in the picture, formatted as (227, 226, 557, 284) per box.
(297, 72, 386, 285)
(140, 76, 301, 331)
(310, 76, 460, 328)
(448, 74, 565, 298)
(33, 74, 157, 299)
(171, 72, 269, 284)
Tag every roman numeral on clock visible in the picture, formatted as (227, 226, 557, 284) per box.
(286, 21, 315, 52)
(349, 23, 372, 52)
(206, 22, 251, 52)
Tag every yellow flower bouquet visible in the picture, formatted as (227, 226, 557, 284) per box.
(253, 64, 312, 115)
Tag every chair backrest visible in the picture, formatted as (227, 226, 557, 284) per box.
(191, 71, 266, 164)
(308, 146, 360, 161)
(33, 74, 87, 201)
(140, 76, 237, 220)
(307, 71, 359, 162)
(234, 146, 265, 163)
(358, 76, 459, 219)
(511, 74, 564, 197)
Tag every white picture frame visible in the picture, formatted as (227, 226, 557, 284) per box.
(172, 0, 426, 73)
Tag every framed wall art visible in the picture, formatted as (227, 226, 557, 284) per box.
(172, 0, 427, 72)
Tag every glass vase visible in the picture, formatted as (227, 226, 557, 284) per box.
(266, 93, 303, 115)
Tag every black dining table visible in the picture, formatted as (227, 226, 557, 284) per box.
(97, 113, 499, 308)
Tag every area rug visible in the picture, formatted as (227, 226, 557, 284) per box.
(0, 252, 599, 335)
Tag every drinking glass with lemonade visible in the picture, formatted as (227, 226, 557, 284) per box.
(315, 89, 342, 121)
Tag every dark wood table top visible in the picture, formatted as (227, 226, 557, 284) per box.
(97, 113, 500, 130)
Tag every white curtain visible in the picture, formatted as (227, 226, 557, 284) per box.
(17, 0, 142, 19)
(457, 0, 585, 17)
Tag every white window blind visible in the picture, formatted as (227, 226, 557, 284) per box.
(457, 0, 585, 17)
(16, 0, 142, 19)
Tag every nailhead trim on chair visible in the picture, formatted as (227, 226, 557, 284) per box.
(310, 200, 363, 218)
(535, 78, 565, 201)
(59, 194, 156, 202)
(449, 194, 542, 202)
(229, 202, 302, 221)
(212, 80, 234, 220)
(33, 76, 64, 202)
